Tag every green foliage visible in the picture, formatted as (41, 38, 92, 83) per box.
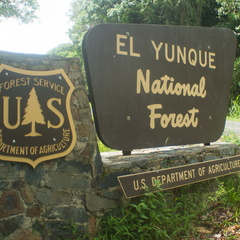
(0, 0, 39, 23)
(216, 0, 240, 27)
(68, 0, 221, 52)
(63, 219, 81, 240)
(62, 175, 240, 239)
(230, 58, 240, 104)
(206, 176, 240, 225)
(229, 96, 240, 119)
(47, 43, 79, 58)
(216, 0, 240, 56)
(97, 139, 116, 152)
(220, 176, 240, 208)
(201, 0, 221, 26)
(228, 57, 240, 116)
(107, 0, 207, 25)
(69, 0, 218, 27)
(93, 191, 195, 239)
(87, 175, 240, 240)
(63, 218, 90, 240)
(221, 130, 240, 145)
(66, 0, 240, 111)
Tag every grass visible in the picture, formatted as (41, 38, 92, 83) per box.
(228, 96, 240, 120)
(64, 175, 240, 240)
(97, 139, 116, 152)
(81, 102, 240, 240)
(221, 130, 240, 145)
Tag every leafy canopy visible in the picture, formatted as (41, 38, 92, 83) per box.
(66, 0, 240, 103)
(68, 0, 221, 48)
(0, 0, 39, 23)
(47, 43, 79, 58)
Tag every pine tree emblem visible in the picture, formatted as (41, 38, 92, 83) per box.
(22, 87, 46, 136)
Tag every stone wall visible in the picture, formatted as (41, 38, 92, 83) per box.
(0, 51, 102, 239)
(0, 51, 239, 240)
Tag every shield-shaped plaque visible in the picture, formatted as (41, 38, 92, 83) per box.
(0, 64, 76, 168)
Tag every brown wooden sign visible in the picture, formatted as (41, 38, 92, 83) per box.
(0, 64, 76, 168)
(83, 24, 236, 150)
(118, 155, 240, 198)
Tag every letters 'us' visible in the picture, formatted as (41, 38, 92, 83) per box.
(0, 64, 76, 168)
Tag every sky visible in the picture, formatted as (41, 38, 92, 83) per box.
(0, 0, 73, 54)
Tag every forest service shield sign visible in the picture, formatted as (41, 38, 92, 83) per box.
(0, 64, 76, 168)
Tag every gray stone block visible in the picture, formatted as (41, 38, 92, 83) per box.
(47, 206, 88, 223)
(0, 216, 23, 238)
(203, 155, 219, 162)
(0, 165, 17, 179)
(86, 193, 118, 212)
(58, 161, 92, 174)
(16, 164, 44, 186)
(46, 172, 91, 190)
(102, 189, 123, 200)
(98, 171, 131, 189)
(35, 189, 71, 205)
